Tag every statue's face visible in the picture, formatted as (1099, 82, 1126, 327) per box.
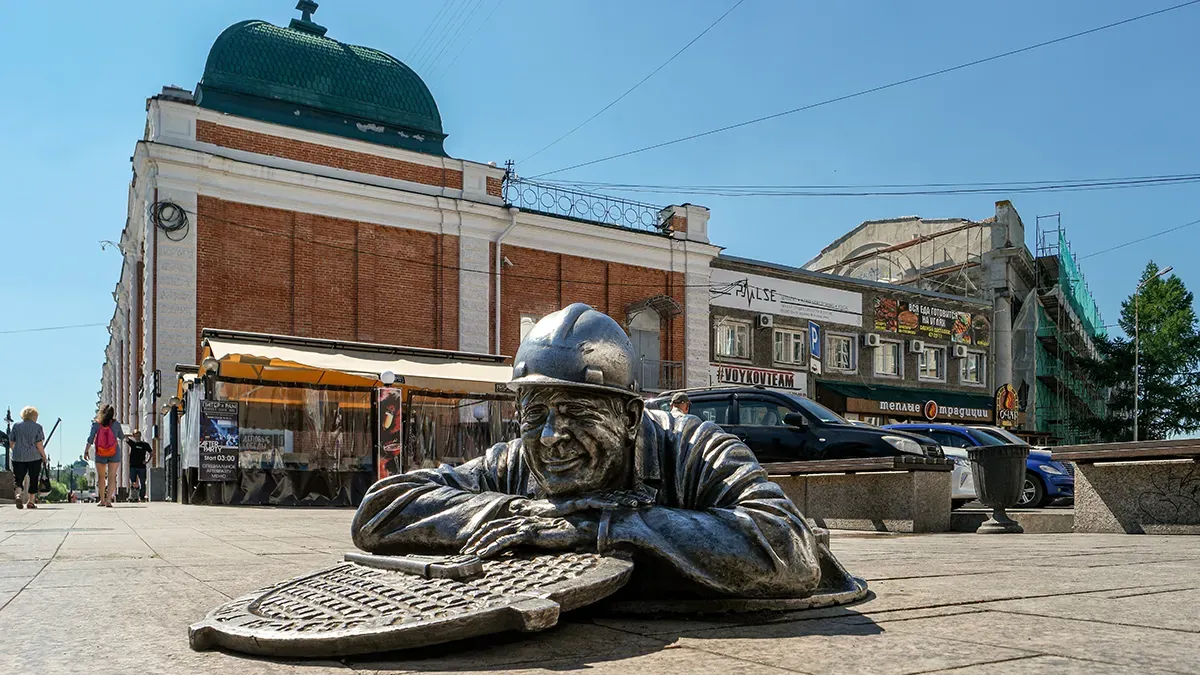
(518, 387, 643, 496)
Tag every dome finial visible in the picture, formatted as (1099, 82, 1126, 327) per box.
(290, 0, 328, 37)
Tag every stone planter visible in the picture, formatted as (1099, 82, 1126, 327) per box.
(968, 444, 1030, 534)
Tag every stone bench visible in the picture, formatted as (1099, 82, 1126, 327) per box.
(763, 456, 953, 533)
(1055, 440, 1200, 534)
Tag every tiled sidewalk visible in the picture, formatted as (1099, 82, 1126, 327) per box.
(2, 503, 1197, 674)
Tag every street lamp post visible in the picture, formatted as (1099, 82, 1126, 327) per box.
(1134, 265, 1174, 442)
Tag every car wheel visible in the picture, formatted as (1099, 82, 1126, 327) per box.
(1018, 472, 1045, 508)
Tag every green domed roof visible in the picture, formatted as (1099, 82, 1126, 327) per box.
(196, 12, 446, 155)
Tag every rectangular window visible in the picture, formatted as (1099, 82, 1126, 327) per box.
(715, 321, 750, 359)
(773, 329, 807, 365)
(919, 346, 945, 381)
(520, 315, 540, 342)
(961, 351, 985, 384)
(829, 335, 854, 371)
(873, 341, 901, 377)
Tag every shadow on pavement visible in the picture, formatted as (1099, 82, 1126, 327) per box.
(346, 603, 883, 672)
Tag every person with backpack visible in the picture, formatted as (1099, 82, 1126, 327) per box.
(10, 406, 47, 509)
(84, 404, 124, 508)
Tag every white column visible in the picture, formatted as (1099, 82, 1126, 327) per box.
(458, 235, 491, 354)
(685, 266, 712, 388)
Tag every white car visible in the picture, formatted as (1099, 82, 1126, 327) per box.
(941, 446, 977, 509)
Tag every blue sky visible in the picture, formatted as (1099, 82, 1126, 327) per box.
(2, 0, 1199, 457)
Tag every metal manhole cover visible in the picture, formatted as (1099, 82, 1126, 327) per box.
(189, 551, 633, 657)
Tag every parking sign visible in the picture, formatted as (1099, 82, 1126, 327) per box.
(809, 321, 821, 359)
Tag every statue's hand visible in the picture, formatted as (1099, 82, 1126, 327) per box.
(509, 491, 654, 518)
(460, 515, 597, 559)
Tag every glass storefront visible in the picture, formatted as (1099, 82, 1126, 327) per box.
(183, 383, 375, 506)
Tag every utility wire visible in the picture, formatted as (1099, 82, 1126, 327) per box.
(433, 0, 505, 80)
(532, 0, 1200, 178)
(414, 0, 477, 74)
(424, 0, 488, 76)
(1079, 216, 1200, 260)
(407, 0, 459, 65)
(519, 0, 746, 164)
(535, 173, 1200, 197)
(0, 322, 108, 336)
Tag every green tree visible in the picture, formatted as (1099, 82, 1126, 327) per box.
(1079, 262, 1200, 441)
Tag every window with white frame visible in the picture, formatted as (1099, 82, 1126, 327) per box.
(520, 315, 540, 342)
(873, 340, 902, 377)
(828, 334, 855, 371)
(716, 321, 750, 359)
(773, 329, 807, 366)
(919, 346, 946, 381)
(960, 350, 985, 385)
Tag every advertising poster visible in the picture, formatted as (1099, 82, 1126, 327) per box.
(199, 400, 239, 482)
(377, 388, 404, 479)
(873, 297, 990, 347)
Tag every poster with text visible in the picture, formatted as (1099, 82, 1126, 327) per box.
(199, 400, 239, 482)
(378, 388, 404, 479)
(873, 297, 990, 347)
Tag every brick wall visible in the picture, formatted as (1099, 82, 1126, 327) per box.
(489, 243, 685, 363)
(195, 196, 459, 357)
(196, 121, 463, 189)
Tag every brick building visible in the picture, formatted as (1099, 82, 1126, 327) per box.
(709, 256, 996, 425)
(99, 7, 718, 501)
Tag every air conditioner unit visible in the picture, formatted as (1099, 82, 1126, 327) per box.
(757, 314, 774, 329)
(909, 340, 926, 354)
(953, 344, 969, 359)
(861, 333, 881, 348)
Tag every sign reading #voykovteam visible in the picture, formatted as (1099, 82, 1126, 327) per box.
(710, 364, 807, 395)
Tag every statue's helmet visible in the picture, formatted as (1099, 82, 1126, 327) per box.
(510, 304, 640, 398)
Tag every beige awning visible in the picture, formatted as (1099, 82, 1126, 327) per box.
(201, 333, 512, 394)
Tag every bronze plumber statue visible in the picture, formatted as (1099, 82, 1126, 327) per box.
(190, 304, 866, 657)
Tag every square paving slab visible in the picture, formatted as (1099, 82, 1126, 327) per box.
(2, 503, 1197, 674)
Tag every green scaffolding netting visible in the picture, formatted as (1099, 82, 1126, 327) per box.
(1058, 229, 1105, 339)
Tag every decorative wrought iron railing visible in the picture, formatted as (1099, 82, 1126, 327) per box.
(502, 176, 671, 235)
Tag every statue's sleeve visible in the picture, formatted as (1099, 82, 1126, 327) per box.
(598, 420, 821, 598)
(352, 442, 524, 554)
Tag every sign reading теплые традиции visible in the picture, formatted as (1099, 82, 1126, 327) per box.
(199, 400, 240, 482)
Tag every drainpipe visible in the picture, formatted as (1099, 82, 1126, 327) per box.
(495, 206, 519, 355)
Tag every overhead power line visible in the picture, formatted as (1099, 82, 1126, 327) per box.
(433, 0, 506, 80)
(423, 0, 488, 75)
(1079, 216, 1200, 260)
(519, 0, 746, 164)
(407, 0, 460, 65)
(532, 0, 1200, 178)
(0, 322, 108, 336)
(534, 172, 1200, 197)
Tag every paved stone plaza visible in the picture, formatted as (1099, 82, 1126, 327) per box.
(1, 503, 1197, 674)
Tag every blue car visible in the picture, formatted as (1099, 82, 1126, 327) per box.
(884, 423, 1074, 508)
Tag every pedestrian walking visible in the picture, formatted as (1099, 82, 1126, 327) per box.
(10, 406, 47, 509)
(125, 429, 153, 503)
(84, 405, 124, 508)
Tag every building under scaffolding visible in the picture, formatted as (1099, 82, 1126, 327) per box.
(804, 201, 1106, 444)
(1028, 217, 1107, 444)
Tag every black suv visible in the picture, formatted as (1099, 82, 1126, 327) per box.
(647, 386, 941, 463)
